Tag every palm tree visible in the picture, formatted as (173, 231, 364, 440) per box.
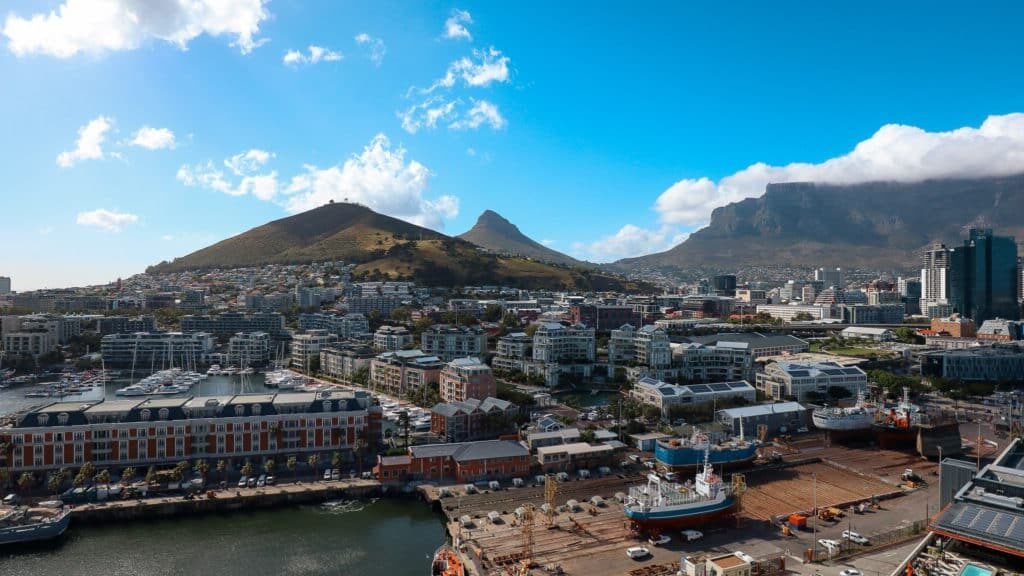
(307, 454, 320, 482)
(47, 472, 62, 495)
(216, 459, 227, 485)
(264, 458, 276, 479)
(79, 461, 95, 482)
(194, 459, 210, 487)
(240, 460, 253, 479)
(331, 451, 341, 475)
(286, 456, 297, 483)
(145, 465, 157, 485)
(353, 437, 366, 476)
(17, 472, 33, 493)
(73, 471, 87, 488)
(121, 466, 136, 486)
(96, 468, 111, 489)
(172, 460, 190, 483)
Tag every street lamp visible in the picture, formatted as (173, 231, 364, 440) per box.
(812, 472, 817, 562)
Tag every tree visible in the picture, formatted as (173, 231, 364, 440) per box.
(17, 472, 33, 493)
(172, 460, 190, 483)
(397, 410, 411, 447)
(79, 461, 95, 482)
(96, 468, 111, 488)
(307, 454, 320, 482)
(642, 405, 662, 422)
(482, 304, 504, 322)
(264, 458, 277, 478)
(121, 467, 136, 486)
(240, 460, 254, 479)
(216, 460, 227, 485)
(145, 465, 157, 485)
(194, 460, 210, 487)
(524, 323, 539, 338)
(47, 472, 63, 495)
(793, 312, 815, 322)
(331, 451, 342, 473)
(286, 456, 298, 482)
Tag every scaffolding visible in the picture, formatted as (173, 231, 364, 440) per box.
(544, 473, 558, 526)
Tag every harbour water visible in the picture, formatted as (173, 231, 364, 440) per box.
(0, 374, 274, 418)
(2, 498, 444, 575)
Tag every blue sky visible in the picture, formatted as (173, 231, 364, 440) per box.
(4, 1, 1024, 290)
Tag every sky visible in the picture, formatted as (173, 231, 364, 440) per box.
(4, 1, 1024, 291)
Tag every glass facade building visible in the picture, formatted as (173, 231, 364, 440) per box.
(948, 229, 1019, 322)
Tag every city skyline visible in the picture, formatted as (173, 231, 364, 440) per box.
(5, 1, 1024, 290)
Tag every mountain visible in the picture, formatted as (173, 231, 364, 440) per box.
(613, 174, 1024, 272)
(457, 210, 585, 267)
(148, 202, 647, 291)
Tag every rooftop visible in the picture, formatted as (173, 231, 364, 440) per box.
(690, 332, 807, 350)
(718, 402, 806, 418)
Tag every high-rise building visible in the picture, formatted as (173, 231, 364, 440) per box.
(711, 275, 737, 297)
(920, 243, 951, 316)
(0, 276, 10, 295)
(948, 229, 1019, 322)
(814, 267, 843, 290)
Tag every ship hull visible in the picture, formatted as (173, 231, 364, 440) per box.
(0, 511, 71, 545)
(430, 544, 465, 576)
(624, 499, 736, 529)
(655, 443, 758, 470)
(872, 425, 917, 449)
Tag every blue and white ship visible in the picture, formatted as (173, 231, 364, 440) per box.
(655, 426, 759, 469)
(624, 452, 738, 529)
(0, 506, 71, 545)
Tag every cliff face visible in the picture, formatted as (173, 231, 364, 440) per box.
(613, 174, 1024, 270)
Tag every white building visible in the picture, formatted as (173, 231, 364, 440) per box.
(374, 325, 413, 351)
(101, 332, 215, 367)
(630, 376, 756, 416)
(839, 326, 895, 341)
(492, 332, 531, 372)
(755, 361, 867, 401)
(228, 332, 271, 367)
(290, 329, 339, 370)
(756, 304, 836, 321)
(421, 325, 488, 362)
(532, 323, 595, 363)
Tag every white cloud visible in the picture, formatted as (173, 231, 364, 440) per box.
(443, 9, 473, 40)
(177, 154, 279, 201)
(540, 239, 554, 247)
(284, 133, 458, 230)
(466, 148, 476, 156)
(450, 99, 506, 130)
(655, 112, 1024, 227)
(161, 234, 175, 241)
(57, 116, 112, 168)
(3, 0, 270, 58)
(574, 225, 689, 262)
(129, 126, 176, 150)
(76, 208, 138, 232)
(354, 33, 385, 66)
(283, 44, 342, 66)
(398, 97, 458, 134)
(224, 149, 273, 176)
(423, 46, 510, 94)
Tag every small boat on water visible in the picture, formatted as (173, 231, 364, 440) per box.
(115, 385, 148, 397)
(0, 506, 71, 545)
(431, 544, 464, 576)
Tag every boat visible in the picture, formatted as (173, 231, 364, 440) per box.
(872, 387, 924, 449)
(431, 544, 464, 576)
(0, 507, 72, 545)
(623, 451, 739, 529)
(115, 385, 148, 397)
(812, 390, 877, 437)
(654, 426, 759, 470)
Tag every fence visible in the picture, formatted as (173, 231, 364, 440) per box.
(811, 518, 927, 563)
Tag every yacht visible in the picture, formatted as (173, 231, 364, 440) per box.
(115, 385, 148, 397)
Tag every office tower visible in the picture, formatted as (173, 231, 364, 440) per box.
(948, 229, 1019, 322)
(711, 274, 737, 297)
(814, 267, 843, 290)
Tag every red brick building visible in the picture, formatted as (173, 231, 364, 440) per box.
(439, 357, 496, 402)
(374, 440, 530, 483)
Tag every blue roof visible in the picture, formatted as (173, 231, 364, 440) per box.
(718, 402, 805, 418)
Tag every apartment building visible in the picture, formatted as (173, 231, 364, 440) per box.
(298, 312, 369, 339)
(290, 330, 339, 370)
(755, 361, 867, 401)
(227, 332, 271, 367)
(181, 312, 286, 338)
(101, 332, 215, 367)
(608, 324, 672, 369)
(630, 376, 756, 415)
(439, 357, 496, 402)
(491, 332, 531, 372)
(430, 397, 517, 442)
(0, 391, 381, 474)
(369, 349, 444, 397)
(532, 323, 595, 363)
(420, 325, 488, 362)
(320, 344, 376, 381)
(343, 295, 403, 316)
(373, 325, 413, 351)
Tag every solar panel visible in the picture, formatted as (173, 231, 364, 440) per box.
(1008, 517, 1024, 541)
(709, 383, 731, 392)
(991, 513, 1013, 536)
(688, 385, 711, 393)
(728, 382, 749, 389)
(788, 370, 810, 377)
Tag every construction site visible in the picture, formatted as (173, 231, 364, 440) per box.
(422, 434, 949, 576)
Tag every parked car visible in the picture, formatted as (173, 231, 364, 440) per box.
(265, 476, 275, 486)
(818, 539, 840, 554)
(840, 570, 862, 576)
(648, 534, 671, 546)
(625, 546, 651, 560)
(257, 474, 266, 487)
(247, 477, 257, 488)
(323, 469, 332, 481)
(237, 476, 248, 488)
(842, 530, 869, 545)
(681, 529, 703, 542)
(330, 469, 341, 481)
(2, 494, 20, 506)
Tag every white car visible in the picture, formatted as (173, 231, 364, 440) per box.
(840, 570, 862, 576)
(818, 539, 841, 553)
(681, 529, 703, 542)
(648, 534, 671, 546)
(842, 530, 869, 545)
(625, 546, 651, 560)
